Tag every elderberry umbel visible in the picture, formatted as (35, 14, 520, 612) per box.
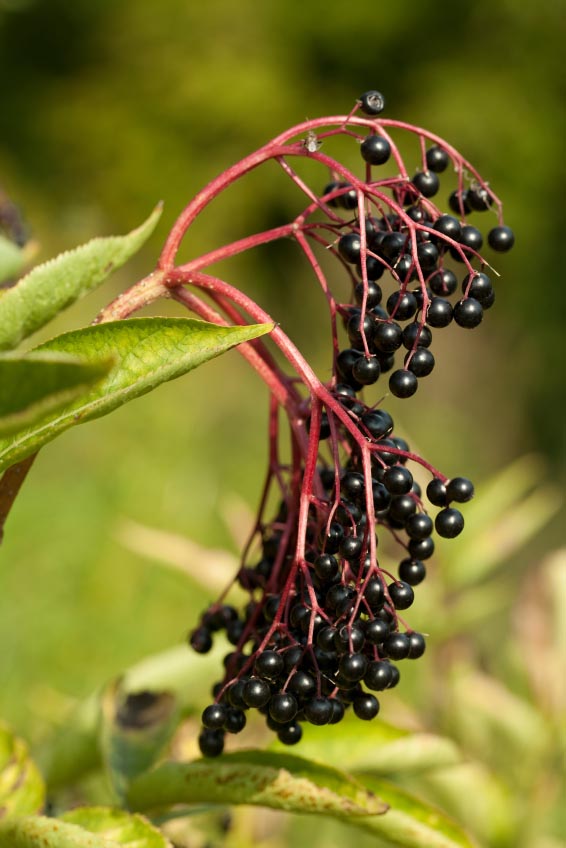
(170, 92, 512, 757)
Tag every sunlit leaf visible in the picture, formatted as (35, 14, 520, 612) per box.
(0, 352, 112, 435)
(0, 205, 162, 350)
(0, 317, 273, 474)
(0, 234, 25, 284)
(62, 807, 171, 847)
(0, 722, 45, 820)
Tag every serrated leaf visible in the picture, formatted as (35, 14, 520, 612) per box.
(0, 722, 45, 819)
(0, 352, 113, 435)
(0, 317, 273, 474)
(0, 234, 25, 284)
(127, 750, 474, 846)
(62, 807, 171, 847)
(0, 809, 171, 847)
(0, 205, 162, 350)
(100, 681, 178, 802)
(273, 716, 461, 775)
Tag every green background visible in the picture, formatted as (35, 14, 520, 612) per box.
(0, 2, 563, 845)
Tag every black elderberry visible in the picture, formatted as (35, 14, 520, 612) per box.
(190, 627, 213, 654)
(448, 189, 471, 216)
(277, 721, 303, 745)
(358, 90, 385, 115)
(416, 241, 439, 271)
(364, 618, 390, 644)
(435, 507, 465, 538)
(347, 312, 375, 347)
(405, 513, 433, 540)
(381, 231, 407, 261)
(226, 619, 245, 645)
(406, 205, 431, 224)
(283, 646, 304, 673)
(340, 535, 364, 560)
(431, 214, 462, 242)
(383, 631, 411, 660)
(357, 254, 386, 281)
(339, 653, 368, 682)
(352, 356, 381, 385)
(227, 679, 248, 709)
(334, 624, 365, 653)
(391, 436, 410, 458)
(202, 703, 228, 730)
(338, 184, 359, 210)
(375, 438, 400, 465)
(323, 522, 344, 553)
(289, 670, 316, 698)
(317, 625, 337, 652)
(457, 225, 483, 253)
(399, 558, 426, 585)
(362, 408, 394, 438)
(224, 708, 247, 734)
(323, 181, 345, 208)
(361, 134, 391, 165)
(386, 291, 418, 321)
(304, 696, 333, 725)
(373, 481, 392, 511)
(426, 477, 447, 506)
(290, 603, 310, 630)
(488, 225, 515, 252)
(353, 693, 380, 720)
(314, 553, 340, 582)
(388, 581, 415, 610)
(254, 650, 284, 680)
(429, 269, 458, 297)
(426, 297, 453, 328)
(243, 678, 272, 708)
(341, 471, 365, 499)
(329, 699, 346, 724)
(408, 536, 435, 560)
(338, 232, 362, 263)
(388, 494, 417, 522)
(463, 272, 493, 304)
(389, 369, 418, 398)
(383, 465, 413, 495)
(395, 254, 416, 282)
(426, 145, 450, 173)
(336, 348, 363, 386)
(454, 298, 483, 328)
(355, 279, 383, 308)
(407, 632, 426, 659)
(411, 286, 432, 311)
(412, 170, 440, 198)
(325, 584, 350, 610)
(198, 729, 224, 758)
(446, 477, 474, 503)
(402, 322, 432, 349)
(336, 499, 362, 525)
(387, 664, 401, 688)
(406, 347, 435, 377)
(468, 184, 494, 211)
(269, 693, 298, 723)
(364, 578, 385, 610)
(364, 660, 393, 691)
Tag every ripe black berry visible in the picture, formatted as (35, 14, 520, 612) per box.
(362, 408, 394, 438)
(254, 650, 284, 680)
(454, 298, 483, 328)
(388, 581, 415, 610)
(468, 185, 494, 211)
(364, 578, 385, 610)
(383, 465, 413, 495)
(406, 347, 435, 377)
(435, 507, 465, 538)
(446, 477, 474, 503)
(361, 134, 391, 165)
(289, 670, 316, 698)
(426, 477, 447, 506)
(304, 696, 333, 725)
(373, 321, 403, 353)
(426, 297, 453, 328)
(407, 632, 426, 659)
(402, 322, 432, 349)
(411, 170, 440, 198)
(426, 145, 450, 173)
(224, 708, 247, 734)
(408, 536, 435, 560)
(358, 90, 386, 115)
(340, 535, 363, 560)
(431, 214, 462, 242)
(314, 553, 339, 582)
(383, 631, 411, 660)
(389, 369, 418, 398)
(364, 660, 393, 690)
(352, 356, 381, 385)
(339, 652, 368, 682)
(338, 232, 362, 263)
(457, 225, 483, 253)
(364, 618, 390, 644)
(329, 699, 345, 724)
(398, 558, 426, 585)
(190, 627, 213, 654)
(429, 269, 458, 297)
(269, 693, 298, 723)
(243, 678, 272, 708)
(448, 189, 471, 216)
(199, 729, 224, 758)
(353, 693, 380, 720)
(202, 703, 228, 730)
(488, 225, 515, 252)
(355, 280, 382, 308)
(277, 721, 303, 745)
(405, 513, 433, 540)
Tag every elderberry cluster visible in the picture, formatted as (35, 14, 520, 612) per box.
(190, 395, 473, 757)
(187, 91, 511, 758)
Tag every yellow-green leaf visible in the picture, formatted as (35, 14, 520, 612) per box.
(62, 807, 171, 847)
(0, 317, 273, 474)
(0, 723, 45, 820)
(0, 205, 162, 350)
(0, 235, 25, 284)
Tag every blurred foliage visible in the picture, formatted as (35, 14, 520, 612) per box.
(0, 2, 563, 846)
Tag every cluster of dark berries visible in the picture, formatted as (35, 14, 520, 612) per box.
(322, 91, 514, 399)
(187, 91, 510, 758)
(190, 394, 474, 757)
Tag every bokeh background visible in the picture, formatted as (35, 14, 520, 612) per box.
(0, 2, 564, 846)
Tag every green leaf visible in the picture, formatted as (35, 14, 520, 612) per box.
(0, 808, 171, 847)
(0, 317, 273, 474)
(0, 722, 45, 820)
(0, 352, 113, 435)
(0, 235, 25, 284)
(100, 681, 178, 802)
(273, 715, 462, 775)
(0, 205, 162, 350)
(62, 807, 171, 847)
(127, 751, 474, 847)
